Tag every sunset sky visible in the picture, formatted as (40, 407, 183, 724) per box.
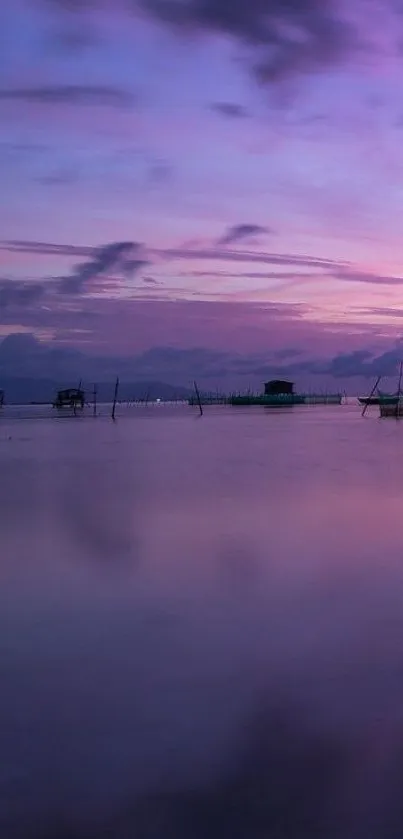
(2, 0, 403, 381)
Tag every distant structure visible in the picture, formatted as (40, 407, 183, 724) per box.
(53, 388, 85, 410)
(264, 379, 294, 396)
(0, 389, 4, 407)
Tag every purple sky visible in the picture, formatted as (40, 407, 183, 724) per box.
(2, 0, 403, 380)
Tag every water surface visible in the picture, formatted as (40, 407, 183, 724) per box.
(1, 403, 403, 837)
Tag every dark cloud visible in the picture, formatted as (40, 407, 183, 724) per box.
(0, 320, 397, 389)
(143, 276, 160, 285)
(36, 168, 79, 186)
(0, 280, 46, 308)
(210, 102, 249, 119)
(308, 350, 375, 378)
(0, 85, 135, 108)
(47, 24, 100, 54)
(323, 347, 403, 378)
(45, 0, 90, 8)
(273, 347, 403, 380)
(273, 347, 303, 359)
(0, 332, 46, 360)
(0, 141, 49, 161)
(57, 241, 147, 294)
(147, 158, 175, 184)
(0, 242, 149, 307)
(140, 0, 355, 85)
(218, 224, 271, 246)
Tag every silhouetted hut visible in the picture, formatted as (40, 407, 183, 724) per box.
(53, 388, 84, 410)
(264, 379, 294, 396)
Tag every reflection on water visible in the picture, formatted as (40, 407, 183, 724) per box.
(2, 404, 403, 836)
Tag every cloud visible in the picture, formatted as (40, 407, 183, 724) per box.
(218, 224, 271, 246)
(210, 102, 249, 119)
(2, 238, 350, 273)
(0, 85, 134, 108)
(0, 242, 149, 308)
(0, 330, 397, 397)
(143, 276, 160, 285)
(0, 240, 93, 257)
(185, 270, 314, 280)
(308, 349, 375, 378)
(147, 158, 174, 184)
(36, 169, 79, 186)
(333, 270, 403, 286)
(273, 348, 303, 360)
(140, 0, 355, 85)
(57, 241, 148, 294)
(0, 280, 46, 308)
(282, 347, 403, 379)
(161, 245, 346, 270)
(356, 307, 403, 318)
(187, 267, 403, 288)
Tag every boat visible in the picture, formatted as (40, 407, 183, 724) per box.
(358, 392, 398, 406)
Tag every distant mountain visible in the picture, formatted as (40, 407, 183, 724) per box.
(0, 378, 193, 404)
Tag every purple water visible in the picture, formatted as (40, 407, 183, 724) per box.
(1, 403, 403, 837)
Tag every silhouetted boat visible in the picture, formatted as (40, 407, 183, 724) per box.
(358, 392, 398, 406)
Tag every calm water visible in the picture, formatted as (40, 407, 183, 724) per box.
(2, 402, 403, 837)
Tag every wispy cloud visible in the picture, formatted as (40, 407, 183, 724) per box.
(354, 306, 403, 318)
(0, 85, 135, 108)
(0, 241, 93, 257)
(332, 270, 403, 286)
(1, 239, 348, 273)
(185, 270, 315, 280)
(218, 224, 271, 246)
(160, 245, 348, 270)
(143, 276, 160, 285)
(210, 102, 249, 119)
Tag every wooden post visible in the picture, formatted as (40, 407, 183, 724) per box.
(112, 376, 119, 420)
(93, 383, 97, 417)
(361, 375, 381, 417)
(194, 380, 203, 416)
(396, 362, 403, 418)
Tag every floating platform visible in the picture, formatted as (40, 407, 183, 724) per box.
(229, 394, 305, 406)
(188, 393, 343, 407)
(379, 403, 403, 418)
